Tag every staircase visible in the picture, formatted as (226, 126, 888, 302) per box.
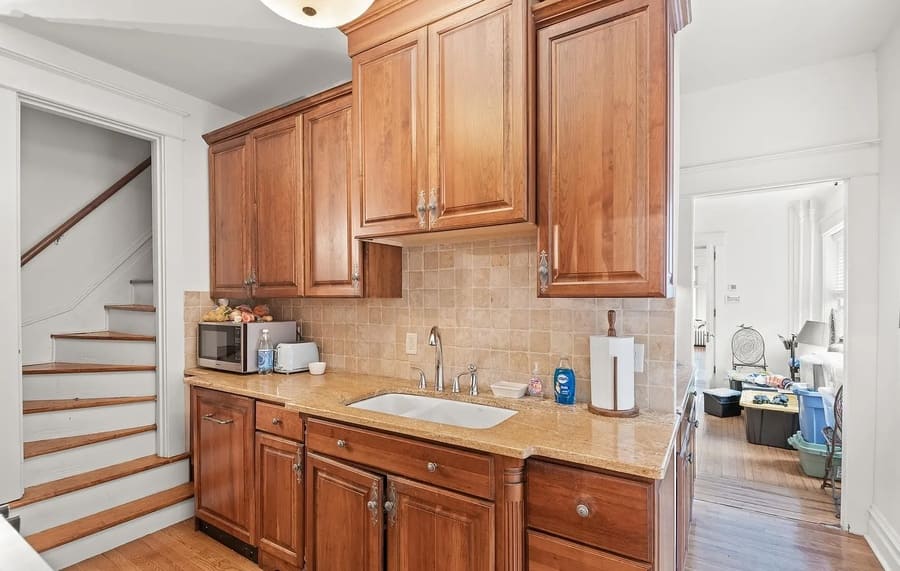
(12, 279, 193, 570)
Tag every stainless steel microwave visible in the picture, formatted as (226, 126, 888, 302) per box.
(197, 321, 296, 373)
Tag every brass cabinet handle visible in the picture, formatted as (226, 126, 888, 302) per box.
(336, 439, 347, 448)
(384, 482, 398, 527)
(292, 447, 303, 484)
(202, 413, 233, 425)
(428, 188, 438, 222)
(538, 251, 550, 293)
(367, 482, 379, 526)
(351, 263, 360, 288)
(426, 462, 438, 473)
(575, 504, 591, 518)
(272, 418, 282, 425)
(416, 190, 427, 228)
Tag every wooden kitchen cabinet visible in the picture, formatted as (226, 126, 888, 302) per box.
(256, 432, 304, 571)
(205, 84, 402, 299)
(208, 136, 252, 299)
(535, 0, 675, 298)
(248, 116, 304, 297)
(676, 388, 697, 570)
(192, 387, 256, 545)
(305, 453, 384, 571)
(349, 0, 531, 239)
(387, 476, 495, 571)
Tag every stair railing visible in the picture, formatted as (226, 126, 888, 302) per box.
(20, 157, 151, 267)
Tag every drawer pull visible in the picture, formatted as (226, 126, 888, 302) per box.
(575, 504, 591, 518)
(272, 418, 283, 425)
(202, 413, 233, 425)
(336, 439, 347, 448)
(426, 462, 439, 473)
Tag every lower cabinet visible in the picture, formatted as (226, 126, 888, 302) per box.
(528, 531, 650, 571)
(256, 432, 304, 571)
(676, 389, 698, 570)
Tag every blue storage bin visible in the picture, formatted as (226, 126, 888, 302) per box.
(796, 389, 828, 444)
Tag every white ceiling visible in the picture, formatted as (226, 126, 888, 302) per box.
(680, 0, 900, 93)
(0, 0, 352, 115)
(2, 0, 900, 114)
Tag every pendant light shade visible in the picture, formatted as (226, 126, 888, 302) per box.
(258, 0, 375, 28)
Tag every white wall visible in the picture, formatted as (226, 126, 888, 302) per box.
(681, 54, 879, 168)
(20, 107, 152, 364)
(869, 20, 900, 567)
(694, 185, 841, 380)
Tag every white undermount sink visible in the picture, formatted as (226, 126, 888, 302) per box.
(348, 393, 517, 429)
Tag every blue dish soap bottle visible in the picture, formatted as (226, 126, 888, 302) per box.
(554, 356, 576, 405)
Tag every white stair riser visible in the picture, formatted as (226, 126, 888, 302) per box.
(131, 282, 154, 306)
(24, 401, 157, 441)
(23, 371, 156, 400)
(13, 460, 189, 536)
(25, 431, 157, 487)
(54, 338, 156, 365)
(40, 499, 194, 568)
(107, 308, 156, 336)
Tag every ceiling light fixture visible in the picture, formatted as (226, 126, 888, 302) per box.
(258, 0, 375, 28)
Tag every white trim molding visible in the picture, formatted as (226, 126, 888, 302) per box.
(868, 507, 900, 570)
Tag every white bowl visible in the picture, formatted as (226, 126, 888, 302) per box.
(490, 381, 528, 398)
(308, 361, 326, 375)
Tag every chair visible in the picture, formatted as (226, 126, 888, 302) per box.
(821, 385, 843, 516)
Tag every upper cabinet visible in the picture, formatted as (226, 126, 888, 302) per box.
(205, 85, 401, 300)
(350, 0, 532, 239)
(535, 0, 676, 298)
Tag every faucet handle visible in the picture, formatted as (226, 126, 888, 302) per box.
(452, 372, 466, 394)
(467, 363, 479, 396)
(410, 366, 427, 390)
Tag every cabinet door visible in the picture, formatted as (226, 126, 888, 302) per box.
(387, 476, 494, 571)
(192, 387, 256, 545)
(353, 28, 429, 238)
(256, 432, 304, 570)
(305, 453, 383, 571)
(536, 0, 670, 297)
(249, 116, 304, 297)
(676, 390, 697, 570)
(427, 0, 530, 230)
(303, 95, 361, 297)
(209, 136, 252, 299)
(528, 531, 650, 571)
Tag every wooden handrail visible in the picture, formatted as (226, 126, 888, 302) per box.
(21, 157, 151, 267)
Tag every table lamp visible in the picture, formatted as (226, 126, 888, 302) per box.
(780, 320, 828, 382)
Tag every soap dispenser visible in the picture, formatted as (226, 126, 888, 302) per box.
(554, 356, 576, 405)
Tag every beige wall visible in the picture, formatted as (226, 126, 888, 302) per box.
(186, 236, 677, 411)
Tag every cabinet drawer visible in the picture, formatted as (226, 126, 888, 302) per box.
(307, 418, 494, 499)
(526, 460, 653, 562)
(256, 401, 303, 441)
(528, 531, 650, 571)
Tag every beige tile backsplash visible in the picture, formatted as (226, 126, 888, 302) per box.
(185, 236, 677, 411)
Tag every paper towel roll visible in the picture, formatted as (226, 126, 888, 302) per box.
(590, 336, 635, 411)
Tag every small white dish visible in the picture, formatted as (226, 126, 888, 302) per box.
(308, 361, 327, 375)
(490, 381, 528, 398)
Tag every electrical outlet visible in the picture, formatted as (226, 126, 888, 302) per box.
(406, 333, 418, 355)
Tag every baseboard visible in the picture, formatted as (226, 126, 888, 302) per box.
(39, 499, 194, 569)
(867, 506, 900, 571)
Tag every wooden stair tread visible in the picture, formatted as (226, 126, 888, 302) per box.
(51, 331, 155, 342)
(23, 362, 156, 375)
(23, 396, 157, 414)
(26, 483, 194, 553)
(24, 425, 156, 459)
(104, 304, 155, 313)
(11, 453, 190, 509)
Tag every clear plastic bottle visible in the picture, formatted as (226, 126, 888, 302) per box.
(257, 329, 274, 375)
(527, 362, 544, 397)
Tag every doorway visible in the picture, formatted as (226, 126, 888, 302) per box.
(689, 181, 847, 528)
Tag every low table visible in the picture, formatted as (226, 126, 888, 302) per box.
(740, 390, 800, 449)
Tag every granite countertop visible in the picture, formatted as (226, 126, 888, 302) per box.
(185, 367, 685, 480)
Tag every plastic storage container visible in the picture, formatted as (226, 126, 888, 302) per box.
(788, 431, 841, 479)
(745, 407, 799, 449)
(703, 388, 742, 417)
(796, 389, 828, 444)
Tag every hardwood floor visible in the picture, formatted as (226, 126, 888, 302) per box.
(66, 520, 259, 571)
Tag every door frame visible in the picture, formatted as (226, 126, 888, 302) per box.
(694, 232, 725, 384)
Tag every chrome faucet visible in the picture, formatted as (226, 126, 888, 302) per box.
(410, 366, 427, 390)
(453, 364, 480, 396)
(428, 326, 444, 392)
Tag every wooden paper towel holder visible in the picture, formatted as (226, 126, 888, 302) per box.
(588, 310, 640, 417)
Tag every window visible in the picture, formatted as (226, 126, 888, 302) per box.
(822, 223, 845, 343)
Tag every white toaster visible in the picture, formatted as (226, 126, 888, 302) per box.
(274, 342, 319, 373)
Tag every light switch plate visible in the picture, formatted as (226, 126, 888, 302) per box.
(406, 333, 417, 355)
(634, 344, 645, 373)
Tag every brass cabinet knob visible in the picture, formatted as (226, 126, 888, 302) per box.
(575, 504, 591, 518)
(337, 439, 347, 448)
(427, 462, 438, 473)
(272, 418, 282, 425)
